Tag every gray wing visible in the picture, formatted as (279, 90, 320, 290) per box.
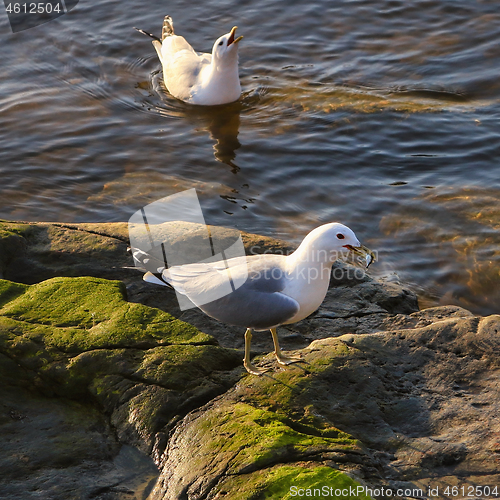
(163, 254, 284, 297)
(199, 284, 300, 330)
(164, 255, 300, 330)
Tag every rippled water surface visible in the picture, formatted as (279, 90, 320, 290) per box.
(1, 0, 500, 314)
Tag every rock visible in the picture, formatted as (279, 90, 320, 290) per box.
(0, 383, 158, 500)
(0, 221, 131, 285)
(0, 272, 242, 499)
(150, 308, 500, 499)
(150, 398, 369, 500)
(0, 223, 29, 279)
(0, 220, 498, 499)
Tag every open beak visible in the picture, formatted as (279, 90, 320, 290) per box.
(227, 26, 244, 46)
(344, 244, 376, 268)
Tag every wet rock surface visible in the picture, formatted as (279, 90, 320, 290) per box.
(149, 307, 499, 499)
(0, 221, 498, 499)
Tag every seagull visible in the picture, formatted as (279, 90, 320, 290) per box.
(132, 223, 375, 375)
(135, 16, 243, 105)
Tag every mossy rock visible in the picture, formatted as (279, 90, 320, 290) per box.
(151, 346, 371, 500)
(200, 402, 358, 473)
(0, 276, 244, 451)
(212, 464, 372, 500)
(0, 221, 132, 285)
(0, 223, 32, 273)
(0, 279, 28, 308)
(0, 276, 213, 355)
(0, 276, 232, 398)
(135, 344, 243, 389)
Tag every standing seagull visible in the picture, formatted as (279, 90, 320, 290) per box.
(135, 16, 243, 105)
(133, 223, 375, 375)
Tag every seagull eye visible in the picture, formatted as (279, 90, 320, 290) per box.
(218, 41, 224, 46)
(336, 233, 345, 240)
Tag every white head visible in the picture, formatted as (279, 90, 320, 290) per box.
(211, 26, 243, 66)
(295, 222, 362, 264)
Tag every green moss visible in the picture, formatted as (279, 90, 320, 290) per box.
(0, 276, 213, 353)
(0, 275, 223, 402)
(136, 344, 241, 389)
(239, 342, 351, 419)
(0, 222, 33, 237)
(0, 280, 29, 308)
(214, 465, 372, 500)
(197, 402, 358, 474)
(43, 342, 241, 398)
(173, 398, 367, 500)
(167, 339, 360, 485)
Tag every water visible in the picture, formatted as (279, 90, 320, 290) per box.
(1, 0, 499, 315)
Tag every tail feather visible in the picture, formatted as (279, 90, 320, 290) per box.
(128, 246, 173, 288)
(161, 15, 174, 39)
(134, 26, 161, 42)
(143, 271, 170, 287)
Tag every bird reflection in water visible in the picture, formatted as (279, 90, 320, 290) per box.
(145, 67, 244, 173)
(184, 101, 242, 173)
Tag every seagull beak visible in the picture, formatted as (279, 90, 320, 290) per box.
(344, 244, 376, 268)
(227, 26, 243, 46)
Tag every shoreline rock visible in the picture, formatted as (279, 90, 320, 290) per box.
(0, 220, 498, 499)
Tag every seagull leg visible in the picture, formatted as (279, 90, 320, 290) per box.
(243, 328, 268, 376)
(271, 328, 302, 366)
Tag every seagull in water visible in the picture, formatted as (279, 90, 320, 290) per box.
(133, 223, 375, 376)
(135, 16, 243, 105)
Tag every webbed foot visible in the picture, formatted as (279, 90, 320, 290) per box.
(275, 351, 303, 366)
(243, 359, 270, 376)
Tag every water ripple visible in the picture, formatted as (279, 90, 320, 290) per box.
(1, 0, 500, 314)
